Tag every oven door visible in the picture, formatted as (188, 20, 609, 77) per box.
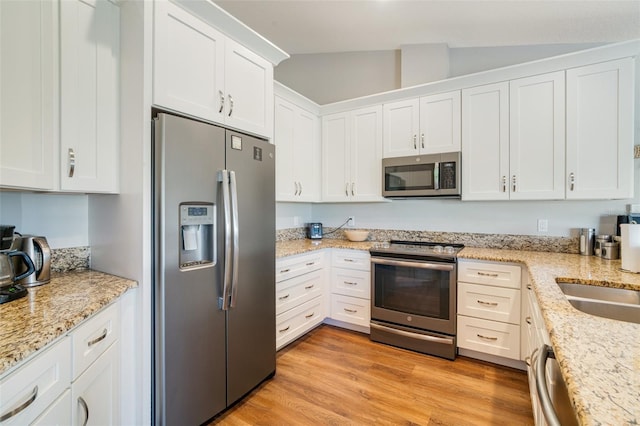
(370, 256, 456, 335)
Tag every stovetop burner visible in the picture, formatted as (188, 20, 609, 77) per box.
(369, 240, 465, 261)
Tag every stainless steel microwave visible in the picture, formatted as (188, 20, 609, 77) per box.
(382, 152, 461, 198)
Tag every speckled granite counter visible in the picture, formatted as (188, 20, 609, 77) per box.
(276, 240, 640, 425)
(459, 248, 639, 426)
(0, 270, 137, 377)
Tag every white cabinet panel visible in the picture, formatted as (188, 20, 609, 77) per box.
(0, 0, 57, 190)
(331, 268, 370, 299)
(31, 390, 71, 426)
(457, 315, 521, 359)
(274, 95, 320, 202)
(509, 71, 565, 200)
(566, 58, 634, 199)
(458, 259, 521, 289)
(276, 297, 323, 350)
(153, 0, 225, 123)
(461, 82, 510, 200)
(276, 269, 323, 315)
(330, 294, 370, 327)
(331, 249, 371, 271)
(322, 106, 383, 202)
(60, 0, 120, 193)
(0, 337, 71, 426)
(458, 282, 521, 324)
(382, 99, 419, 158)
(275, 251, 324, 283)
(419, 91, 461, 154)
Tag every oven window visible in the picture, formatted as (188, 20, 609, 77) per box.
(384, 164, 435, 191)
(373, 262, 450, 319)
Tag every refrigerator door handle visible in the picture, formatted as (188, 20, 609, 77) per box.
(218, 170, 232, 310)
(229, 170, 240, 308)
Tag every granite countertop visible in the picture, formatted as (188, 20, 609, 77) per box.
(0, 270, 137, 377)
(276, 240, 640, 426)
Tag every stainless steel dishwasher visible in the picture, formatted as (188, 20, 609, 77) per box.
(534, 344, 579, 426)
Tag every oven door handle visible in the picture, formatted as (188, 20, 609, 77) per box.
(370, 322, 454, 345)
(371, 257, 455, 271)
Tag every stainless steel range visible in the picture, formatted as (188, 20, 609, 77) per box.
(369, 241, 464, 360)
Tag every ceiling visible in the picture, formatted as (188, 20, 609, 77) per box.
(214, 0, 640, 55)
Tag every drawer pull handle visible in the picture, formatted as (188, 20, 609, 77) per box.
(477, 271, 499, 277)
(0, 386, 38, 422)
(68, 148, 76, 177)
(344, 259, 355, 263)
(525, 356, 531, 367)
(477, 300, 498, 307)
(477, 334, 498, 341)
(306, 262, 315, 266)
(526, 316, 532, 325)
(87, 328, 108, 347)
(304, 285, 314, 290)
(279, 268, 290, 273)
(278, 326, 290, 333)
(527, 284, 532, 290)
(278, 294, 290, 301)
(344, 281, 357, 286)
(305, 312, 315, 319)
(78, 396, 89, 426)
(344, 308, 357, 313)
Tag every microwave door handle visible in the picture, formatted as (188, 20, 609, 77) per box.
(433, 162, 440, 190)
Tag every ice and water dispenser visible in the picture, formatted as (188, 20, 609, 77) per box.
(179, 203, 215, 269)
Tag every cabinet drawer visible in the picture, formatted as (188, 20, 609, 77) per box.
(331, 249, 370, 271)
(276, 296, 324, 350)
(457, 315, 521, 360)
(276, 269, 323, 315)
(0, 336, 71, 426)
(458, 282, 521, 324)
(330, 294, 370, 327)
(458, 260, 521, 289)
(276, 251, 324, 282)
(331, 267, 370, 299)
(72, 302, 120, 380)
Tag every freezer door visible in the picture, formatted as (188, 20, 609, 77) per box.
(153, 113, 227, 425)
(225, 130, 276, 405)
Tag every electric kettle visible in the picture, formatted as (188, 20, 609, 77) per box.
(13, 235, 51, 286)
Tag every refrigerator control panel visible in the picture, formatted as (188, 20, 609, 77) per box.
(179, 203, 215, 269)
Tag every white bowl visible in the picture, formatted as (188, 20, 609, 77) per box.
(344, 230, 369, 242)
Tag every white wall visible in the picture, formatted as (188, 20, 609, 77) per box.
(275, 50, 400, 105)
(276, 202, 314, 229)
(0, 192, 89, 248)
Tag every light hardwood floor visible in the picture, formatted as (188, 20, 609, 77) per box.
(212, 325, 534, 425)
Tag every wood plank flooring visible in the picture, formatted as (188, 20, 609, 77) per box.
(211, 325, 534, 425)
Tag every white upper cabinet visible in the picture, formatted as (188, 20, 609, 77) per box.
(419, 91, 461, 155)
(60, 0, 120, 193)
(462, 72, 565, 201)
(0, 1, 57, 190)
(274, 95, 320, 202)
(509, 71, 565, 200)
(153, 0, 225, 124)
(322, 106, 383, 202)
(566, 58, 634, 199)
(462, 82, 510, 201)
(383, 91, 460, 158)
(153, 0, 274, 138)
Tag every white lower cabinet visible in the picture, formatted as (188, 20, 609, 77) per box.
(0, 300, 122, 425)
(457, 259, 522, 361)
(329, 250, 371, 330)
(275, 251, 326, 349)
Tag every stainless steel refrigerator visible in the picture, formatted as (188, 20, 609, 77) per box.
(152, 112, 276, 425)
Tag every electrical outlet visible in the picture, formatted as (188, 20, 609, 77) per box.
(537, 219, 548, 233)
(347, 216, 355, 227)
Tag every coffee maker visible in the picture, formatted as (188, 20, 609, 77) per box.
(0, 225, 35, 304)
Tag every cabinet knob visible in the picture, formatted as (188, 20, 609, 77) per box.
(512, 175, 517, 192)
(569, 172, 575, 191)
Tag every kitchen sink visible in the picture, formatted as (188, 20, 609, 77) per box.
(556, 281, 640, 324)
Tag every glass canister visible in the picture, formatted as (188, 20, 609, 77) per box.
(594, 234, 612, 257)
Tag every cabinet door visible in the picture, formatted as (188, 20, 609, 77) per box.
(0, 0, 57, 190)
(566, 58, 634, 199)
(510, 72, 565, 200)
(153, 0, 225, 122)
(461, 82, 509, 200)
(71, 342, 119, 426)
(382, 99, 419, 158)
(322, 113, 350, 201)
(31, 390, 71, 426)
(274, 96, 296, 201)
(224, 38, 274, 138)
(294, 109, 320, 201)
(350, 105, 383, 201)
(60, 0, 120, 193)
(419, 91, 461, 154)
